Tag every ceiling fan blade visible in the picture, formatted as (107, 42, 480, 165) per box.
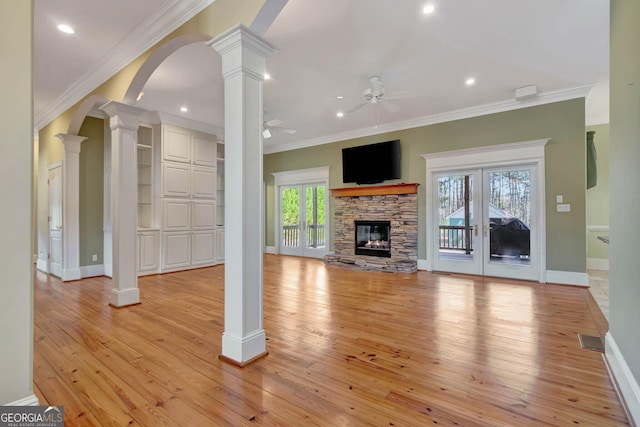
(347, 102, 368, 114)
(266, 119, 282, 127)
(382, 100, 400, 113)
(272, 126, 297, 134)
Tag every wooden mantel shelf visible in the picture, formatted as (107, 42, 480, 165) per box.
(331, 183, 419, 198)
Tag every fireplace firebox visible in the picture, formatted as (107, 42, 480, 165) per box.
(355, 220, 391, 258)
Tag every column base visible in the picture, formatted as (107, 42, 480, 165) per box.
(221, 329, 267, 365)
(109, 287, 141, 307)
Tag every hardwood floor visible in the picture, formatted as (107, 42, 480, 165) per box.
(34, 255, 629, 426)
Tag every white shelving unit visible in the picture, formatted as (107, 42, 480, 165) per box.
(137, 126, 153, 229)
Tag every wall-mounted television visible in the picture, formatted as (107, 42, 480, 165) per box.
(342, 140, 401, 184)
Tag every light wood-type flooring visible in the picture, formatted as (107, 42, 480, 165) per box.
(33, 255, 628, 426)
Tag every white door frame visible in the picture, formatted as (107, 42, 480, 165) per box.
(272, 166, 330, 256)
(422, 139, 548, 283)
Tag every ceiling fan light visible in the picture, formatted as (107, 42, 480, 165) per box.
(263, 128, 271, 138)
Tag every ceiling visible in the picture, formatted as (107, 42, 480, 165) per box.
(34, 0, 610, 152)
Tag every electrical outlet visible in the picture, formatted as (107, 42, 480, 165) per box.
(556, 195, 563, 203)
(92, 254, 98, 262)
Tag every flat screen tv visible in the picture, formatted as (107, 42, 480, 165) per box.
(342, 140, 401, 184)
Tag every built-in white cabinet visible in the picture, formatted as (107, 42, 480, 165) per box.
(137, 230, 160, 276)
(155, 123, 223, 273)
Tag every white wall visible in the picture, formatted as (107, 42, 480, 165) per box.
(0, 1, 35, 405)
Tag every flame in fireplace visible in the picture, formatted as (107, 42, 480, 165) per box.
(364, 240, 389, 249)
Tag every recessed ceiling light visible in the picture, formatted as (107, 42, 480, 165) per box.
(422, 4, 435, 14)
(180, 106, 188, 112)
(336, 112, 344, 118)
(57, 24, 74, 34)
(336, 95, 344, 100)
(465, 77, 476, 86)
(264, 73, 271, 80)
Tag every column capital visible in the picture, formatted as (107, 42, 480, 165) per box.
(208, 24, 277, 79)
(55, 133, 88, 154)
(100, 101, 146, 130)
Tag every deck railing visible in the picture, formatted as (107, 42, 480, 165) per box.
(439, 225, 473, 253)
(283, 224, 325, 248)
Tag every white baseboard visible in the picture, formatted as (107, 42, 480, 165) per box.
(36, 259, 48, 273)
(110, 287, 140, 307)
(80, 264, 105, 278)
(417, 259, 429, 271)
(545, 270, 589, 286)
(605, 332, 640, 425)
(265, 246, 276, 254)
(3, 393, 40, 406)
(587, 258, 610, 271)
(62, 267, 82, 282)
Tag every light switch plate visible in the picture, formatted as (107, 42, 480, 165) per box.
(557, 204, 570, 212)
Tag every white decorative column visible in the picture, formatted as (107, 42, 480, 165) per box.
(209, 24, 276, 365)
(100, 101, 144, 307)
(55, 133, 87, 281)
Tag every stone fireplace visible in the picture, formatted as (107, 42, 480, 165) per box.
(325, 183, 418, 273)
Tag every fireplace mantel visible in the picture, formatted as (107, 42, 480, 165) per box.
(331, 183, 419, 198)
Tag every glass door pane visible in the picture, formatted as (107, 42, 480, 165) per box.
(305, 185, 326, 250)
(486, 169, 531, 265)
(280, 186, 301, 254)
(433, 172, 482, 275)
(483, 166, 538, 281)
(302, 184, 327, 258)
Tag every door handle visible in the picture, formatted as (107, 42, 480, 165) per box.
(56, 225, 62, 229)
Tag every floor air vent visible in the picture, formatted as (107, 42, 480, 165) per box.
(578, 334, 604, 353)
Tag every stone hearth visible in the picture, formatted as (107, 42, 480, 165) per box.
(325, 183, 418, 273)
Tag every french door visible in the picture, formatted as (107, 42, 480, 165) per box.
(279, 183, 327, 258)
(432, 165, 539, 281)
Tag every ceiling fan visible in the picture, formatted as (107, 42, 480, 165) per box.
(263, 115, 296, 139)
(346, 75, 400, 114)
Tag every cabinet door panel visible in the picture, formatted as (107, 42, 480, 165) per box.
(139, 231, 159, 271)
(163, 199, 190, 230)
(192, 166, 217, 199)
(193, 133, 216, 167)
(162, 163, 190, 197)
(163, 232, 191, 270)
(192, 200, 216, 229)
(192, 231, 216, 266)
(162, 126, 190, 163)
(216, 228, 225, 262)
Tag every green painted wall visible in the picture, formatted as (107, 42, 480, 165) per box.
(610, 0, 640, 383)
(265, 98, 587, 273)
(78, 117, 104, 266)
(586, 124, 609, 261)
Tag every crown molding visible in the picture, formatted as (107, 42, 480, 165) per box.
(34, 0, 214, 130)
(264, 85, 593, 154)
(144, 111, 223, 137)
